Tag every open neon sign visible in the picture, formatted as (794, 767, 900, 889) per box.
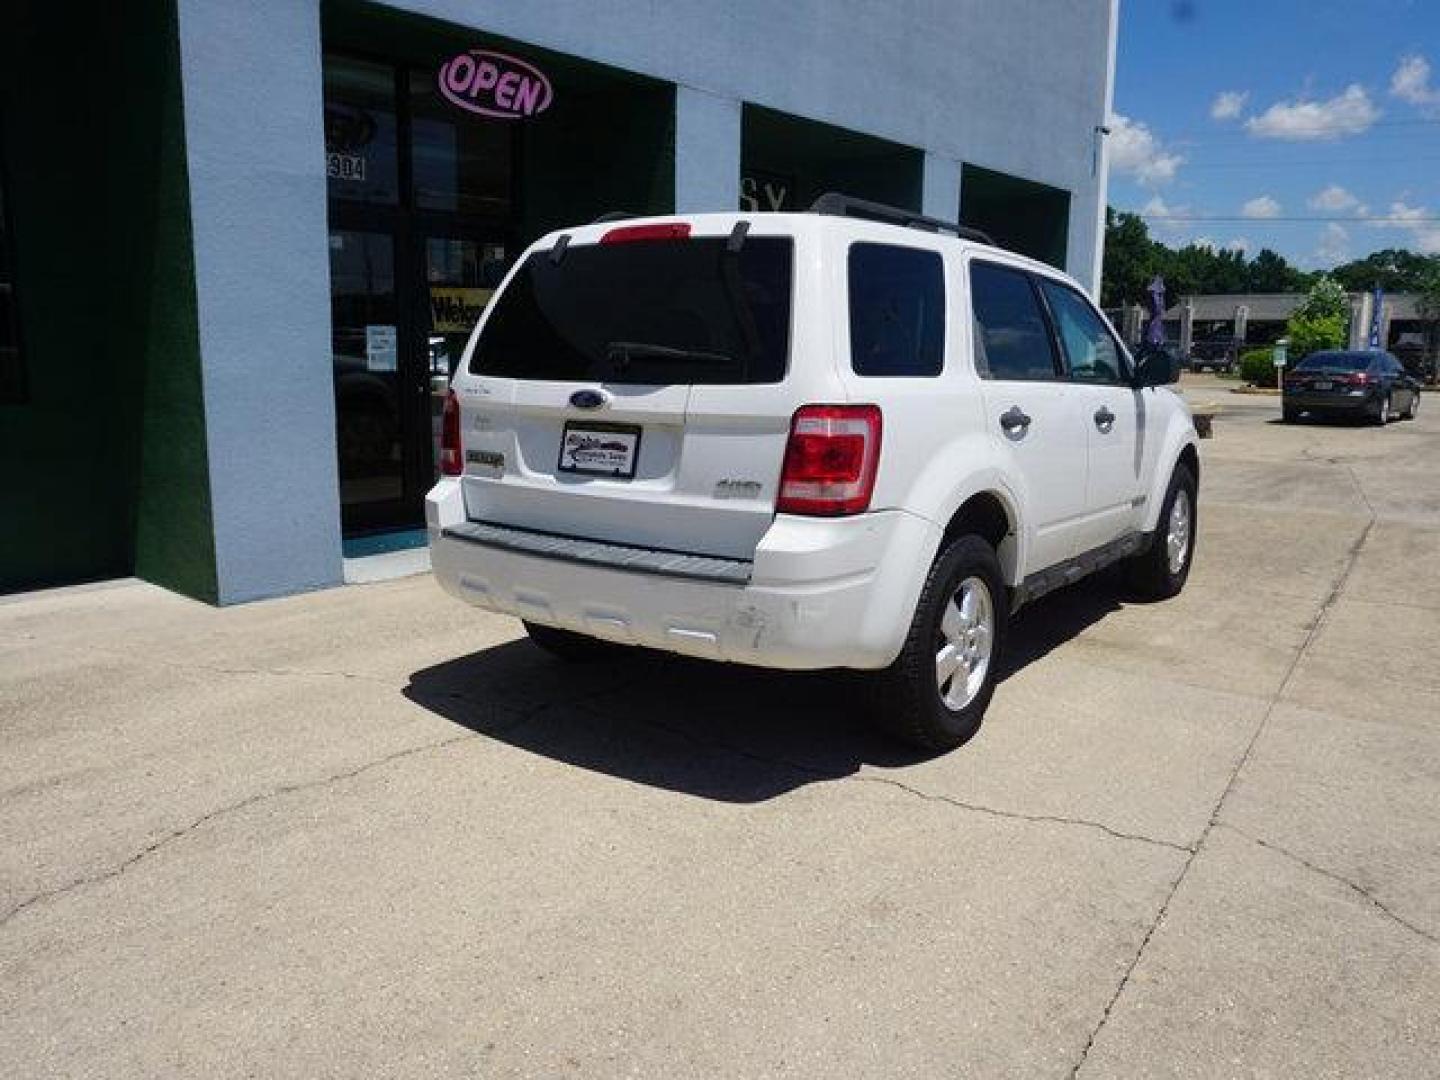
(438, 50, 553, 119)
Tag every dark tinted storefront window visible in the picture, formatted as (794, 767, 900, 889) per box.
(473, 238, 794, 385)
(324, 58, 399, 206)
(848, 243, 944, 377)
(0, 161, 22, 404)
(410, 71, 512, 218)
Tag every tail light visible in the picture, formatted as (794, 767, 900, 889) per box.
(1342, 372, 1370, 385)
(600, 222, 691, 243)
(440, 390, 463, 476)
(777, 405, 882, 516)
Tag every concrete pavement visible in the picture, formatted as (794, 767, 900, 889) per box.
(2, 374, 1438, 1077)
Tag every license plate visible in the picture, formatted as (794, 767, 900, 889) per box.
(558, 422, 642, 479)
(1312, 380, 1332, 391)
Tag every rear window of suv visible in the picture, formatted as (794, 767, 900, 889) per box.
(848, 243, 945, 377)
(1296, 352, 1372, 372)
(470, 237, 793, 385)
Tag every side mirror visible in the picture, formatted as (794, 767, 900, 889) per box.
(1133, 346, 1181, 388)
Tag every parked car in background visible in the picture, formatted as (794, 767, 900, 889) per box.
(1282, 350, 1421, 424)
(1189, 338, 1238, 374)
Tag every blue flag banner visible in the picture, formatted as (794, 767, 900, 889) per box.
(1369, 286, 1384, 348)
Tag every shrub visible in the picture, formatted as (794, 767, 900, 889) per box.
(1239, 348, 1279, 387)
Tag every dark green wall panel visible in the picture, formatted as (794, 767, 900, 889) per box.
(1, 0, 216, 599)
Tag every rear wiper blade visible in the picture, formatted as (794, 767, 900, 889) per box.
(605, 341, 738, 371)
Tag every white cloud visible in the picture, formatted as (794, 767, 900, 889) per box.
(1226, 237, 1251, 253)
(1241, 195, 1282, 219)
(1391, 54, 1440, 107)
(1108, 113, 1184, 186)
(1371, 200, 1440, 253)
(1189, 236, 1218, 252)
(1138, 195, 1195, 240)
(1307, 184, 1360, 212)
(1315, 222, 1350, 265)
(1245, 84, 1380, 141)
(1210, 90, 1249, 120)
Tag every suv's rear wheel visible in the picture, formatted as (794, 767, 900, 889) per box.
(871, 535, 1008, 752)
(523, 621, 624, 662)
(1124, 464, 1197, 600)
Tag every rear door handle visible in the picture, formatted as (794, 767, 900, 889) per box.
(1094, 406, 1116, 433)
(999, 406, 1031, 435)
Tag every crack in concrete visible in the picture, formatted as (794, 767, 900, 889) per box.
(573, 697, 1192, 854)
(0, 661, 658, 932)
(86, 647, 402, 688)
(853, 775, 1194, 854)
(1217, 824, 1439, 947)
(0, 707, 534, 933)
(0, 732, 477, 930)
(1066, 512, 1378, 1080)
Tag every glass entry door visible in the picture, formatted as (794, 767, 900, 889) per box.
(324, 52, 516, 536)
(328, 228, 413, 529)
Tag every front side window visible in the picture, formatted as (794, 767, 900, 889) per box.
(847, 244, 945, 377)
(472, 237, 793, 385)
(1039, 279, 1128, 384)
(969, 261, 1060, 381)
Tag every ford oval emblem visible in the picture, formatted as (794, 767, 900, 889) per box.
(437, 50, 554, 120)
(569, 389, 606, 410)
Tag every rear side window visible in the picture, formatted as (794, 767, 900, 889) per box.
(969, 262, 1060, 381)
(471, 237, 793, 384)
(1038, 279, 1128, 384)
(848, 243, 945, 377)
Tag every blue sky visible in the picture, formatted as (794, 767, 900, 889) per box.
(1109, 0, 1440, 267)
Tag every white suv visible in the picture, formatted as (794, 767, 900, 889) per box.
(427, 197, 1198, 750)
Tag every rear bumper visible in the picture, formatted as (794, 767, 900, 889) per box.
(1285, 390, 1375, 412)
(425, 479, 940, 670)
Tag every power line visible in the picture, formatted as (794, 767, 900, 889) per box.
(1178, 154, 1440, 170)
(1140, 214, 1440, 223)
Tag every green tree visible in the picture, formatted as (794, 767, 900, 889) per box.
(1286, 277, 1350, 359)
(1245, 248, 1307, 292)
(1292, 275, 1349, 321)
(1330, 249, 1440, 293)
(1286, 313, 1348, 360)
(1101, 208, 1160, 308)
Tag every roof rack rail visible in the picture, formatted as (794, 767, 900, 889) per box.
(808, 192, 997, 246)
(592, 210, 635, 224)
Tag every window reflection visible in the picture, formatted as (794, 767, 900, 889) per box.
(324, 58, 399, 206)
(410, 71, 512, 217)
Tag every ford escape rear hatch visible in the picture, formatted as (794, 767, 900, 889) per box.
(455, 227, 798, 561)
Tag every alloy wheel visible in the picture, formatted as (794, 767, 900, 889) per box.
(935, 576, 995, 711)
(1166, 489, 1192, 575)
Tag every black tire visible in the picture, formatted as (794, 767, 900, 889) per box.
(1124, 464, 1197, 601)
(1402, 392, 1419, 420)
(1374, 393, 1391, 426)
(523, 620, 623, 662)
(1282, 405, 1300, 423)
(870, 534, 1008, 753)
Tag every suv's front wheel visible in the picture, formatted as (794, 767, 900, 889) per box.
(1124, 464, 1197, 600)
(872, 534, 1009, 752)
